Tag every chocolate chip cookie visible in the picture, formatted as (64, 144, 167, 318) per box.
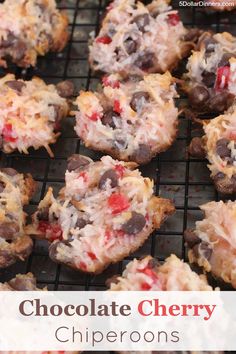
(27, 155, 175, 273)
(89, 0, 198, 76)
(73, 72, 178, 164)
(0, 168, 36, 269)
(0, 0, 69, 68)
(185, 200, 236, 288)
(0, 74, 70, 157)
(183, 31, 236, 113)
(109, 254, 213, 290)
(189, 105, 236, 194)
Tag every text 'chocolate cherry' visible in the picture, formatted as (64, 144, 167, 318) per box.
(121, 212, 146, 234)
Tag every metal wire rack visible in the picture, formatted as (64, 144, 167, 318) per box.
(0, 0, 236, 297)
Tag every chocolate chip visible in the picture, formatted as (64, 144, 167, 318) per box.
(101, 109, 120, 129)
(124, 37, 138, 54)
(121, 212, 146, 235)
(184, 28, 201, 42)
(5, 80, 26, 93)
(0, 168, 18, 176)
(184, 229, 201, 248)
(193, 241, 212, 261)
(188, 137, 205, 158)
(37, 207, 49, 221)
(76, 218, 88, 229)
(218, 53, 236, 67)
(216, 138, 231, 159)
(131, 144, 152, 164)
(99, 169, 118, 189)
(147, 258, 159, 269)
(130, 91, 150, 112)
(135, 52, 154, 70)
(189, 85, 209, 108)
(56, 80, 74, 98)
(213, 172, 236, 195)
(113, 138, 127, 150)
(67, 155, 90, 172)
(132, 14, 150, 32)
(201, 71, 216, 87)
(198, 35, 217, 53)
(209, 92, 234, 113)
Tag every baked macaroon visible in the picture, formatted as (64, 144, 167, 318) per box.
(189, 105, 236, 195)
(0, 167, 36, 269)
(0, 0, 69, 68)
(0, 272, 40, 291)
(205, 0, 236, 11)
(73, 72, 178, 165)
(109, 254, 213, 290)
(89, 0, 198, 76)
(0, 74, 70, 157)
(184, 200, 236, 289)
(27, 155, 175, 273)
(183, 31, 236, 113)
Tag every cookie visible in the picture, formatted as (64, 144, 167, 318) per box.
(0, 0, 69, 68)
(189, 105, 236, 195)
(109, 254, 213, 290)
(0, 74, 70, 157)
(27, 155, 175, 273)
(73, 72, 178, 164)
(0, 272, 40, 291)
(183, 31, 236, 113)
(185, 200, 236, 289)
(0, 167, 36, 269)
(89, 0, 198, 76)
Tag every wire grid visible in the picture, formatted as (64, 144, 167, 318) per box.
(0, 0, 236, 295)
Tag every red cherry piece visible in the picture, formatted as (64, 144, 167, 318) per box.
(2, 123, 17, 142)
(141, 282, 152, 290)
(229, 131, 236, 140)
(115, 230, 125, 237)
(215, 66, 230, 90)
(114, 164, 125, 178)
(79, 261, 87, 271)
(104, 229, 112, 243)
(78, 171, 88, 182)
(113, 100, 122, 114)
(87, 251, 97, 260)
(38, 221, 62, 241)
(96, 36, 112, 44)
(102, 76, 120, 89)
(108, 193, 130, 214)
(87, 112, 101, 121)
(167, 13, 180, 26)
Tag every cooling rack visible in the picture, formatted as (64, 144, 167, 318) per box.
(0, 0, 236, 294)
